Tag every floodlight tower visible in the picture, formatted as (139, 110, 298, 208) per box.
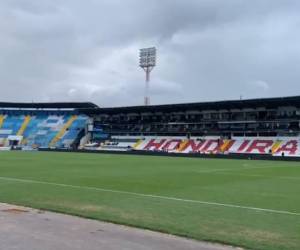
(139, 47, 157, 106)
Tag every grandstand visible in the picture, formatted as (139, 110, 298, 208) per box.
(86, 95, 300, 157)
(0, 102, 94, 149)
(1, 96, 300, 157)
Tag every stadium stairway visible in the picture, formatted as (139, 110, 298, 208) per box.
(0, 115, 4, 128)
(17, 115, 31, 136)
(271, 140, 283, 154)
(132, 139, 143, 149)
(219, 139, 235, 153)
(0, 115, 5, 146)
(178, 139, 189, 152)
(49, 115, 77, 147)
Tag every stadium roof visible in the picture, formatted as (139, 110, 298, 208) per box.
(83, 95, 300, 114)
(0, 102, 98, 109)
(1, 95, 300, 113)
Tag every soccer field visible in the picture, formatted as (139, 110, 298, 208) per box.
(0, 151, 299, 250)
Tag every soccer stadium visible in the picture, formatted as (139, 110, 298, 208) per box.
(0, 96, 300, 250)
(1, 1, 300, 250)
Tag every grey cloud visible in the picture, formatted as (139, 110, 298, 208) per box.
(0, 0, 299, 106)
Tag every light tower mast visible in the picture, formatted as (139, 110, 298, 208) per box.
(139, 47, 157, 106)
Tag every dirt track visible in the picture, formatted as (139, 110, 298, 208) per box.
(0, 203, 237, 250)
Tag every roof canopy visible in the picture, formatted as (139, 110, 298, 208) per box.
(0, 102, 98, 110)
(1, 95, 300, 114)
(83, 95, 300, 114)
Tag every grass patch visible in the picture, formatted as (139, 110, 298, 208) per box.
(0, 151, 299, 250)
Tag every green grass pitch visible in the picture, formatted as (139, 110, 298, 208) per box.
(0, 151, 299, 250)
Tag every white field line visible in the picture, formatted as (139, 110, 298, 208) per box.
(0, 176, 299, 217)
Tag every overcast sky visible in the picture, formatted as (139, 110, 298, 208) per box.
(0, 0, 300, 107)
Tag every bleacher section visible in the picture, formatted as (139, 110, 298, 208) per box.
(57, 116, 87, 148)
(1, 96, 300, 156)
(87, 96, 300, 157)
(96, 136, 300, 157)
(0, 113, 88, 148)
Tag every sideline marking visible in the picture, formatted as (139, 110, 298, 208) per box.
(0, 176, 299, 217)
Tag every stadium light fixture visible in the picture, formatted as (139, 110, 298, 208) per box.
(139, 47, 157, 106)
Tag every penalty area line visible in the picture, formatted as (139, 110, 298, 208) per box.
(0, 176, 299, 217)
